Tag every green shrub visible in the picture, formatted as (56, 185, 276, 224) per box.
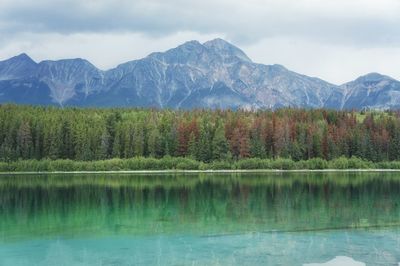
(175, 158, 200, 170)
(0, 162, 10, 171)
(2, 156, 400, 172)
(304, 158, 329, 169)
(347, 157, 373, 169)
(271, 158, 295, 170)
(235, 158, 263, 169)
(294, 160, 307, 169)
(208, 161, 233, 170)
(376, 161, 400, 169)
(328, 156, 373, 169)
(329, 157, 349, 169)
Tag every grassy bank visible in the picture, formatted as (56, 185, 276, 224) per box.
(1, 156, 400, 172)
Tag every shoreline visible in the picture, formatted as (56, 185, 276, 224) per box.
(2, 168, 400, 175)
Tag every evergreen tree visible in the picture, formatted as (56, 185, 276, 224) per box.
(134, 126, 145, 156)
(197, 121, 212, 162)
(147, 127, 162, 158)
(112, 130, 122, 158)
(100, 129, 110, 159)
(106, 112, 121, 156)
(212, 124, 228, 160)
(187, 132, 198, 159)
(0, 133, 15, 162)
(16, 121, 33, 159)
(60, 120, 74, 159)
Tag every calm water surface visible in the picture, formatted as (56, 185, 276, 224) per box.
(0, 172, 399, 265)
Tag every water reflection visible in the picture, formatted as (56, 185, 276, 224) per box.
(0, 172, 399, 265)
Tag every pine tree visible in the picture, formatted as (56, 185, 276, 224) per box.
(123, 124, 135, 158)
(33, 122, 43, 160)
(112, 130, 122, 158)
(197, 121, 212, 162)
(239, 134, 250, 159)
(106, 112, 121, 156)
(16, 121, 33, 159)
(250, 137, 265, 158)
(147, 127, 162, 158)
(212, 124, 228, 160)
(187, 132, 198, 159)
(389, 131, 400, 160)
(177, 122, 188, 156)
(60, 120, 74, 159)
(134, 126, 145, 156)
(100, 129, 110, 159)
(0, 133, 15, 162)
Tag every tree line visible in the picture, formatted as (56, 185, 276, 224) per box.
(1, 104, 400, 163)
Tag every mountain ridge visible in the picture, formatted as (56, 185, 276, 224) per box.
(0, 38, 399, 110)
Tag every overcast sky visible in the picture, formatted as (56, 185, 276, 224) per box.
(0, 0, 399, 84)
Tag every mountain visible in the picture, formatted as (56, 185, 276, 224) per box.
(339, 73, 400, 110)
(0, 38, 399, 110)
(0, 53, 37, 80)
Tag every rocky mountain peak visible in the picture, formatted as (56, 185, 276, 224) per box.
(39, 58, 96, 68)
(0, 53, 37, 80)
(0, 53, 37, 67)
(355, 73, 392, 83)
(8, 53, 35, 63)
(203, 38, 252, 63)
(147, 40, 208, 65)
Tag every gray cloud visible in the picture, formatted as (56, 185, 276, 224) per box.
(1, 0, 400, 84)
(1, 0, 400, 47)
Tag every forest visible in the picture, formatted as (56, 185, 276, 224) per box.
(1, 104, 400, 170)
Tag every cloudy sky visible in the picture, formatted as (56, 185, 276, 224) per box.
(0, 0, 399, 84)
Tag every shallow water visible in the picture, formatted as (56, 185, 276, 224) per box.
(0, 172, 399, 265)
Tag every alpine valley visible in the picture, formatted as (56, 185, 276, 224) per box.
(1, 38, 399, 110)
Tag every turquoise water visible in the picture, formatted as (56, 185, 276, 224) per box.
(0, 172, 400, 265)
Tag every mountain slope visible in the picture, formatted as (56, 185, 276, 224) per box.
(340, 73, 400, 110)
(0, 39, 398, 110)
(0, 53, 37, 80)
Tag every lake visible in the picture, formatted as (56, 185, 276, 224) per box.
(0, 172, 399, 265)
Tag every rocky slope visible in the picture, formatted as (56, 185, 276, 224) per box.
(0, 38, 399, 110)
